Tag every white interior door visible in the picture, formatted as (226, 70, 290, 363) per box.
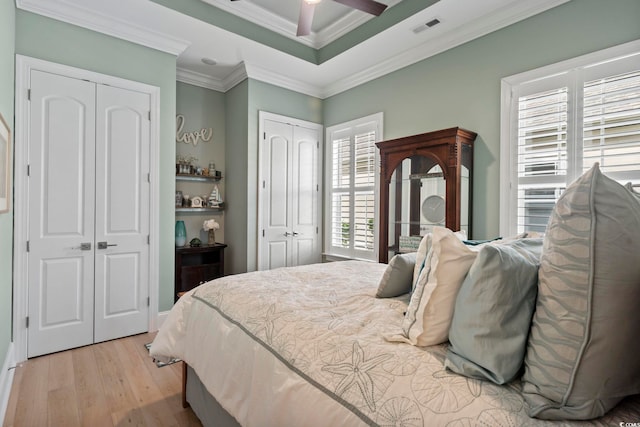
(27, 71, 150, 357)
(94, 85, 150, 342)
(291, 126, 320, 266)
(27, 70, 96, 357)
(261, 119, 293, 270)
(260, 115, 321, 270)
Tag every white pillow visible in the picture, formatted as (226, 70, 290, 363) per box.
(412, 233, 432, 288)
(412, 230, 466, 287)
(387, 227, 477, 346)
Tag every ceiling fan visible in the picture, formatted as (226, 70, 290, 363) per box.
(230, 0, 388, 37)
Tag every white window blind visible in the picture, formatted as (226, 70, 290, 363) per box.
(516, 87, 569, 232)
(501, 42, 640, 236)
(582, 70, 640, 175)
(325, 113, 383, 260)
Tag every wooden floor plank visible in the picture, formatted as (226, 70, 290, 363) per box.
(2, 333, 201, 427)
(72, 345, 113, 427)
(47, 385, 81, 427)
(12, 355, 50, 427)
(47, 350, 74, 391)
(94, 340, 140, 415)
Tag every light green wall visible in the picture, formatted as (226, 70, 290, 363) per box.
(15, 11, 178, 311)
(245, 80, 322, 272)
(175, 82, 226, 255)
(0, 0, 15, 371)
(224, 79, 322, 274)
(224, 80, 249, 274)
(323, 0, 640, 239)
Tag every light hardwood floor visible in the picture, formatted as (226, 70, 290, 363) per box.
(2, 332, 202, 427)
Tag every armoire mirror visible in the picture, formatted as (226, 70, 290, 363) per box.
(376, 128, 476, 263)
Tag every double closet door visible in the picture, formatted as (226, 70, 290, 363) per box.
(259, 115, 322, 270)
(27, 70, 150, 358)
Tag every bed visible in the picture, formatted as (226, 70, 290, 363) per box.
(150, 259, 640, 427)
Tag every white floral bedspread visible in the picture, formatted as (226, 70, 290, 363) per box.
(151, 261, 640, 427)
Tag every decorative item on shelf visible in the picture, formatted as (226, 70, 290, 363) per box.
(175, 190, 183, 208)
(176, 155, 199, 175)
(208, 184, 223, 208)
(182, 194, 190, 207)
(191, 196, 204, 208)
(203, 218, 220, 245)
(175, 220, 187, 247)
(209, 162, 216, 177)
(189, 238, 202, 247)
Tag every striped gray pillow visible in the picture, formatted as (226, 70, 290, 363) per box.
(522, 163, 640, 420)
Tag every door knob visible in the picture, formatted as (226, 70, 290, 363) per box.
(292, 231, 299, 236)
(73, 242, 92, 250)
(284, 232, 291, 237)
(97, 241, 118, 249)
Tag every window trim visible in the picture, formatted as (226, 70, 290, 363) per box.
(324, 112, 383, 261)
(500, 39, 640, 236)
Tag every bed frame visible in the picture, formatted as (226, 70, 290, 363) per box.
(182, 362, 240, 427)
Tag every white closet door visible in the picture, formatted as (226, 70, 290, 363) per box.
(291, 125, 320, 266)
(261, 119, 293, 270)
(260, 116, 321, 271)
(27, 70, 96, 358)
(94, 85, 150, 342)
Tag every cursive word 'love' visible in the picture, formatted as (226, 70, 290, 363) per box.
(176, 114, 213, 146)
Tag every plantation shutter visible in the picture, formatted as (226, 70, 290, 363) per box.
(512, 55, 640, 234)
(582, 69, 640, 179)
(516, 82, 569, 233)
(353, 131, 376, 251)
(326, 115, 381, 260)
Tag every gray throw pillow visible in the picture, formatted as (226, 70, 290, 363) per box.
(445, 238, 543, 384)
(376, 252, 417, 298)
(522, 163, 640, 420)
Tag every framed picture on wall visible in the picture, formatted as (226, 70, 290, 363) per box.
(0, 113, 10, 214)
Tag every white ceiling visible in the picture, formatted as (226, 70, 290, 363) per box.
(16, 0, 569, 98)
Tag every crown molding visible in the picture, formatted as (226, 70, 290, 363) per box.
(199, 0, 402, 49)
(223, 62, 250, 91)
(322, 0, 571, 98)
(16, 0, 191, 56)
(244, 62, 324, 98)
(177, 62, 249, 92)
(177, 68, 227, 92)
(312, 0, 403, 48)
(200, 0, 315, 48)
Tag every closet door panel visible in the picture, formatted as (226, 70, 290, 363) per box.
(260, 119, 293, 270)
(27, 70, 96, 358)
(292, 126, 320, 265)
(94, 84, 150, 343)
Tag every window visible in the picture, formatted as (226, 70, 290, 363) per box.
(325, 113, 383, 260)
(500, 41, 640, 236)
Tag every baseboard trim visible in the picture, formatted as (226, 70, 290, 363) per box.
(0, 343, 16, 425)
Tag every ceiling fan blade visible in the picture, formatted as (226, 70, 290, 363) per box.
(296, 2, 316, 36)
(332, 0, 387, 16)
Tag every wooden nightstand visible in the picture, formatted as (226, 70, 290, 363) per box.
(175, 243, 227, 301)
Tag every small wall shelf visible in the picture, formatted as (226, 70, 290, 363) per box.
(176, 174, 222, 183)
(176, 205, 225, 213)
